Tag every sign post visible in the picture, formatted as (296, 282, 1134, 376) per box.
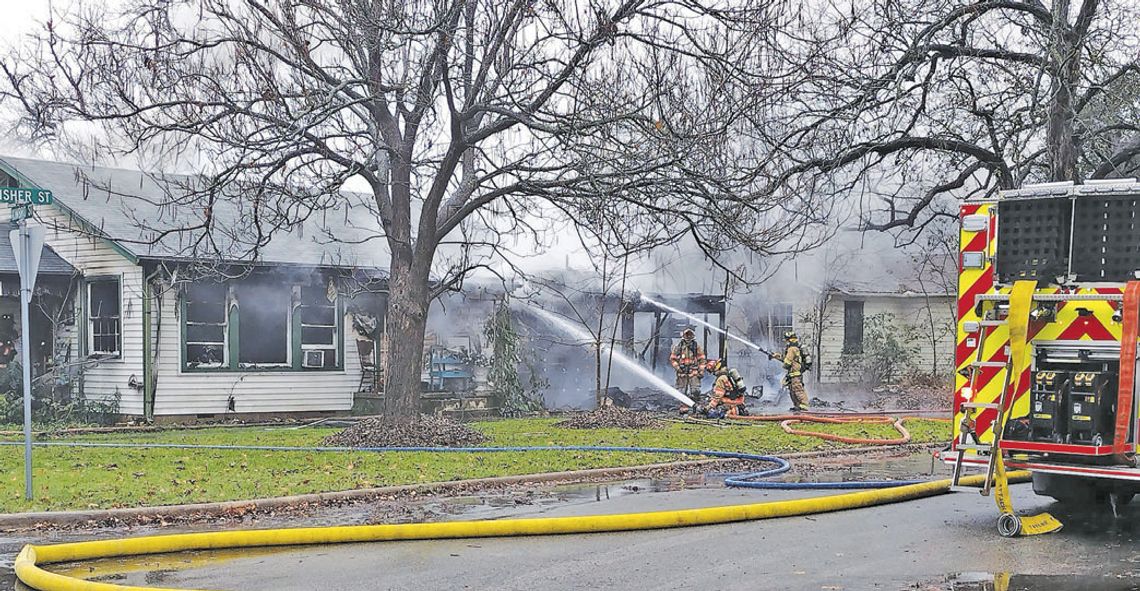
(8, 187, 50, 501)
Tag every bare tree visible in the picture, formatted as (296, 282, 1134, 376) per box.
(743, 0, 1140, 243)
(909, 221, 957, 376)
(1, 1, 833, 419)
(797, 248, 854, 385)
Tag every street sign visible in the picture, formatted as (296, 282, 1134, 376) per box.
(11, 222, 43, 500)
(0, 187, 52, 205)
(11, 226, 44, 298)
(10, 204, 31, 223)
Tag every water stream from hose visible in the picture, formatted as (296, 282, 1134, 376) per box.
(523, 305, 695, 407)
(639, 294, 766, 352)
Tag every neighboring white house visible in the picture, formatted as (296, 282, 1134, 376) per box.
(0, 156, 388, 421)
(724, 243, 956, 387)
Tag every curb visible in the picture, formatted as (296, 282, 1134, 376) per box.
(0, 443, 941, 530)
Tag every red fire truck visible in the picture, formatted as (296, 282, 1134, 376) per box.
(949, 179, 1140, 509)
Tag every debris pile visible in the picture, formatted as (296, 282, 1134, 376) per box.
(323, 415, 489, 448)
(556, 406, 663, 429)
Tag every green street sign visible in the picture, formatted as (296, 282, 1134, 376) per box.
(0, 187, 53, 205)
(10, 204, 31, 223)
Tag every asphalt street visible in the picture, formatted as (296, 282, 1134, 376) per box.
(31, 481, 1140, 591)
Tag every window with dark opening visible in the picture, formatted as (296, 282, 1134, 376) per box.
(755, 303, 794, 347)
(770, 303, 794, 342)
(88, 279, 121, 356)
(237, 281, 289, 366)
(185, 283, 227, 367)
(843, 300, 864, 354)
(300, 284, 338, 369)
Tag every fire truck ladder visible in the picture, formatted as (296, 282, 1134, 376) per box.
(950, 307, 1011, 495)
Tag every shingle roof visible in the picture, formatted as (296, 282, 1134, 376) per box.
(0, 156, 390, 273)
(0, 231, 75, 276)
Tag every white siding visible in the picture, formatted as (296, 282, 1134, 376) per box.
(37, 206, 146, 414)
(38, 205, 367, 416)
(814, 295, 955, 384)
(151, 293, 363, 415)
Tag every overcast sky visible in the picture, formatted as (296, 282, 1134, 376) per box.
(0, 1, 48, 40)
(0, 0, 918, 289)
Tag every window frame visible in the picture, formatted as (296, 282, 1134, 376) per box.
(756, 302, 795, 347)
(182, 283, 230, 369)
(180, 277, 344, 373)
(297, 283, 342, 370)
(86, 276, 122, 359)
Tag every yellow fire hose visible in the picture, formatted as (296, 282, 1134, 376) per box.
(995, 281, 1062, 537)
(14, 471, 1028, 591)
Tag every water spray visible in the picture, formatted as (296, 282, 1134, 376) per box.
(522, 305, 695, 407)
(638, 294, 773, 355)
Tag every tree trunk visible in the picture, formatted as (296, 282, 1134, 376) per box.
(1046, 0, 1081, 182)
(382, 253, 431, 421)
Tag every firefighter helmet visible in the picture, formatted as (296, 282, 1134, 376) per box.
(682, 328, 696, 340)
(783, 331, 798, 341)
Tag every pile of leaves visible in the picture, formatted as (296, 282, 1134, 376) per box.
(323, 415, 489, 448)
(556, 406, 662, 430)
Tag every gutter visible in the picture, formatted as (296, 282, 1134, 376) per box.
(142, 265, 164, 422)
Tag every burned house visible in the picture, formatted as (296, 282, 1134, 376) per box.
(0, 156, 387, 421)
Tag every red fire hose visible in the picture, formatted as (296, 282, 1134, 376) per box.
(729, 413, 950, 445)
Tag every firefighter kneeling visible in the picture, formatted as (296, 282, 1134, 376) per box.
(704, 359, 749, 419)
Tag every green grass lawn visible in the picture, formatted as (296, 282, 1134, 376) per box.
(0, 418, 950, 513)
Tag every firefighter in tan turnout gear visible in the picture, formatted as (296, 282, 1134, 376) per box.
(771, 331, 810, 412)
(670, 328, 706, 401)
(706, 358, 749, 418)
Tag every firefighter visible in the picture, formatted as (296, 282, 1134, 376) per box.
(771, 331, 809, 412)
(706, 359, 748, 418)
(670, 327, 705, 402)
(0, 314, 17, 367)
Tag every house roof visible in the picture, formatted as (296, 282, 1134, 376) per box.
(0, 156, 390, 273)
(0, 231, 75, 276)
(790, 238, 956, 298)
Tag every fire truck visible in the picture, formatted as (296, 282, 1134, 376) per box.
(949, 178, 1140, 510)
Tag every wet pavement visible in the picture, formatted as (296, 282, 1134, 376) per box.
(5, 450, 1139, 590)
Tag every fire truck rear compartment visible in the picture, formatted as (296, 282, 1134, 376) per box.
(1006, 365, 1117, 447)
(1004, 343, 1128, 449)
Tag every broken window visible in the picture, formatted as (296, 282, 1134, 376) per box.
(770, 303, 794, 342)
(756, 303, 794, 347)
(300, 283, 338, 369)
(236, 280, 289, 366)
(88, 279, 121, 356)
(185, 283, 227, 368)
